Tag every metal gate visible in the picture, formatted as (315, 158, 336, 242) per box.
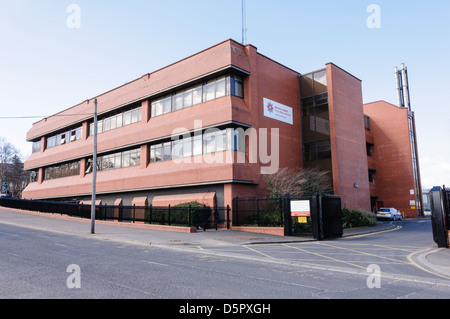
(430, 186, 449, 248)
(285, 194, 343, 240)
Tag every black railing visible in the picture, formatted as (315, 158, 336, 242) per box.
(0, 197, 230, 230)
(232, 196, 285, 227)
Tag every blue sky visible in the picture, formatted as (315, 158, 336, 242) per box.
(0, 0, 449, 188)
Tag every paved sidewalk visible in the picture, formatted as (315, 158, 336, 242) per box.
(0, 207, 448, 279)
(0, 207, 396, 246)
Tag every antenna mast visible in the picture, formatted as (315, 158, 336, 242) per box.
(241, 0, 247, 45)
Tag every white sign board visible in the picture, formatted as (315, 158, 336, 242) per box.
(290, 200, 311, 217)
(263, 98, 293, 125)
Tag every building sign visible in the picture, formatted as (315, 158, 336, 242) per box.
(290, 200, 310, 217)
(263, 98, 293, 125)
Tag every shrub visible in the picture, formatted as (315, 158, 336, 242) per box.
(342, 208, 377, 228)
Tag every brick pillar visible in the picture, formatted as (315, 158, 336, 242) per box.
(140, 144, 149, 169)
(141, 100, 150, 122)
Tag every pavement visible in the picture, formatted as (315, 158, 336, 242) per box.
(0, 206, 449, 279)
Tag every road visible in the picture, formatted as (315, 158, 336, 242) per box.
(0, 216, 449, 303)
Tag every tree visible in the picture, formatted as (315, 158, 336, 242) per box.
(0, 137, 29, 198)
(265, 167, 332, 197)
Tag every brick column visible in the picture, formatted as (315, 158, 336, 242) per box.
(140, 144, 149, 169)
(141, 100, 150, 122)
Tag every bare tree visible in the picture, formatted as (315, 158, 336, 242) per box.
(265, 167, 332, 197)
(0, 137, 28, 197)
(0, 137, 18, 182)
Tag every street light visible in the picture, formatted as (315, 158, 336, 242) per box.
(91, 99, 98, 234)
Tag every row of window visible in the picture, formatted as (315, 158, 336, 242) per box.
(44, 161, 81, 181)
(85, 148, 141, 174)
(150, 128, 243, 163)
(47, 127, 83, 150)
(31, 126, 247, 182)
(89, 105, 142, 136)
(151, 75, 243, 118)
(31, 74, 245, 154)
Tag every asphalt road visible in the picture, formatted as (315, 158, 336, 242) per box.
(0, 216, 449, 302)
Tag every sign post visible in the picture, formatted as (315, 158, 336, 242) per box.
(91, 99, 98, 234)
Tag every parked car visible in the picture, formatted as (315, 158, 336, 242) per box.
(377, 207, 403, 221)
(423, 209, 431, 216)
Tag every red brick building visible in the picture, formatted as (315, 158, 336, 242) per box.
(364, 101, 423, 218)
(22, 39, 421, 217)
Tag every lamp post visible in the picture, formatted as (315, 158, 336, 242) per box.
(91, 99, 98, 234)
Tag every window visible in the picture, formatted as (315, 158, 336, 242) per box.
(46, 126, 82, 150)
(148, 127, 245, 164)
(232, 76, 243, 98)
(32, 140, 41, 153)
(163, 142, 171, 161)
(192, 134, 202, 156)
(174, 93, 184, 111)
(89, 104, 141, 136)
(368, 169, 376, 183)
(303, 140, 331, 162)
(364, 115, 371, 130)
(163, 97, 171, 114)
(150, 75, 244, 118)
(44, 160, 80, 180)
(366, 142, 374, 156)
(30, 170, 38, 183)
(150, 144, 162, 163)
(86, 148, 140, 173)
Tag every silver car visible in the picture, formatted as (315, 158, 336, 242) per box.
(377, 207, 403, 221)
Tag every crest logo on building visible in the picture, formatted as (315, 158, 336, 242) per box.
(266, 101, 274, 113)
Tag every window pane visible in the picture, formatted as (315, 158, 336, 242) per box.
(154, 145, 162, 162)
(193, 135, 202, 156)
(163, 97, 171, 114)
(174, 93, 183, 111)
(204, 83, 215, 101)
(110, 116, 117, 130)
(172, 139, 183, 159)
(300, 74, 314, 97)
(183, 137, 192, 157)
(124, 111, 131, 125)
(114, 153, 122, 169)
(234, 78, 243, 98)
(216, 130, 226, 152)
(313, 70, 327, 95)
(193, 86, 202, 105)
(76, 127, 82, 140)
(130, 150, 140, 166)
(204, 132, 216, 153)
(116, 113, 123, 128)
(163, 142, 171, 161)
(123, 151, 130, 167)
(183, 90, 193, 108)
(216, 78, 226, 98)
(155, 101, 162, 116)
(131, 109, 139, 123)
(103, 118, 111, 132)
